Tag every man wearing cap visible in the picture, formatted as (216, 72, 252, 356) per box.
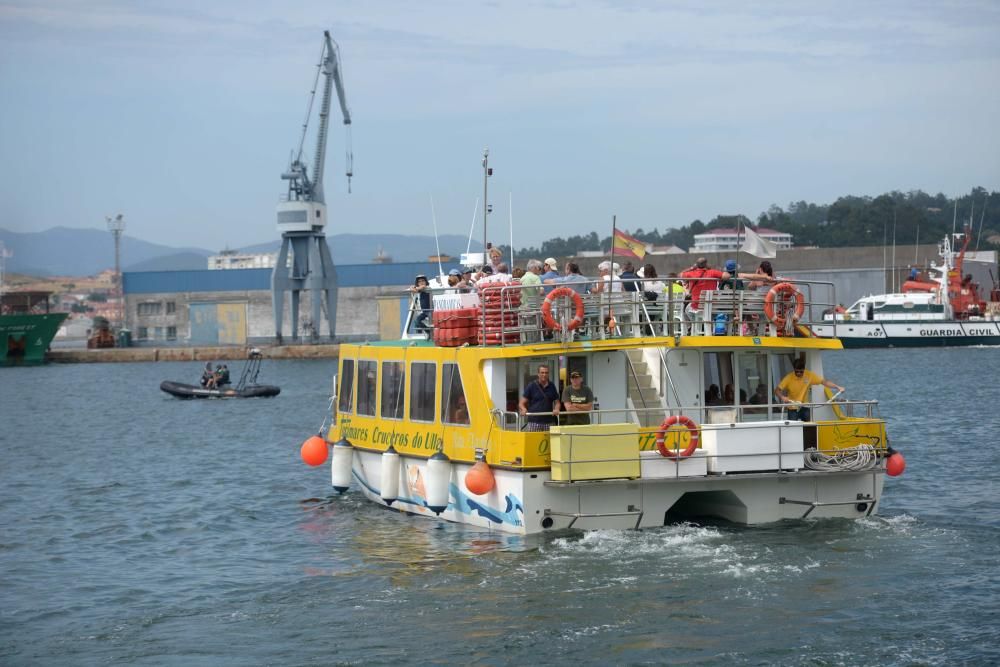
(560, 371, 594, 426)
(541, 258, 560, 294)
(457, 268, 475, 291)
(719, 260, 745, 290)
(445, 268, 462, 292)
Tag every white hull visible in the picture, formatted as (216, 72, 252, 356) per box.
(814, 320, 1000, 347)
(347, 447, 885, 534)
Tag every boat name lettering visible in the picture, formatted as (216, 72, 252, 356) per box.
(0, 324, 37, 332)
(967, 328, 995, 336)
(412, 431, 444, 451)
(337, 416, 370, 442)
(372, 427, 409, 448)
(919, 329, 961, 336)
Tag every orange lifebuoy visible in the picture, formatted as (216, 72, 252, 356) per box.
(764, 282, 806, 328)
(656, 415, 700, 459)
(541, 287, 585, 331)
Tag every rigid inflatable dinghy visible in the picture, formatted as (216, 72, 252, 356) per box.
(161, 349, 280, 399)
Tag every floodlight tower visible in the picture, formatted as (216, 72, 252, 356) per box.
(272, 31, 353, 344)
(106, 213, 125, 330)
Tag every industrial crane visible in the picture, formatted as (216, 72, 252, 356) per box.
(272, 31, 352, 343)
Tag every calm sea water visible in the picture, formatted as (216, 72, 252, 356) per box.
(1, 349, 999, 666)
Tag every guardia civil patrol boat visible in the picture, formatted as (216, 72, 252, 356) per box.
(812, 227, 1000, 348)
(304, 272, 905, 534)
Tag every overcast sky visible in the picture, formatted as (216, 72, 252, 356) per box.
(1, 1, 998, 251)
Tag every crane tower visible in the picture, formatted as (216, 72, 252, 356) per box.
(272, 31, 353, 343)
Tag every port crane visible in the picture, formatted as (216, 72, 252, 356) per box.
(272, 31, 352, 343)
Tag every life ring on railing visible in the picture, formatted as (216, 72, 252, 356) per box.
(541, 287, 585, 330)
(655, 415, 700, 459)
(764, 282, 806, 328)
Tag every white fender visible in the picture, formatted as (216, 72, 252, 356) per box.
(331, 439, 354, 493)
(380, 446, 400, 504)
(425, 450, 451, 514)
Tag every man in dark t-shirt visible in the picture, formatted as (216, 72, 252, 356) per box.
(519, 365, 560, 431)
(560, 371, 594, 425)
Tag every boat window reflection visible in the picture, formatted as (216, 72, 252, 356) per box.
(338, 359, 355, 414)
(357, 360, 377, 416)
(381, 360, 405, 420)
(410, 362, 437, 423)
(442, 363, 470, 426)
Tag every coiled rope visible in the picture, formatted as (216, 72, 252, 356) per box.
(804, 444, 878, 472)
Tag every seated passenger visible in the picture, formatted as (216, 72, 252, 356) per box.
(216, 364, 231, 386)
(200, 362, 214, 387)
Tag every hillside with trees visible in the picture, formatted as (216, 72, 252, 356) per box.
(511, 187, 999, 258)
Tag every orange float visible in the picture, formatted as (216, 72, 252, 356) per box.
(764, 282, 806, 328)
(300, 435, 328, 466)
(541, 287, 585, 330)
(464, 460, 496, 495)
(655, 415, 700, 460)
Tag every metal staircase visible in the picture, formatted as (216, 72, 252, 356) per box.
(626, 349, 664, 427)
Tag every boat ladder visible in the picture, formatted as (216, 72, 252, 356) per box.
(544, 506, 644, 530)
(779, 493, 876, 519)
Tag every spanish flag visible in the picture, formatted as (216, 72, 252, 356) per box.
(612, 229, 646, 260)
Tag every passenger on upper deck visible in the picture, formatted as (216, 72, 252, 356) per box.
(741, 260, 777, 291)
(457, 268, 475, 291)
(478, 262, 512, 285)
(408, 275, 432, 333)
(545, 262, 590, 295)
(619, 262, 638, 292)
(445, 268, 462, 292)
(519, 365, 561, 431)
(775, 358, 844, 422)
(591, 261, 623, 294)
(539, 257, 559, 294)
(719, 259, 745, 290)
(520, 259, 544, 307)
(680, 257, 729, 319)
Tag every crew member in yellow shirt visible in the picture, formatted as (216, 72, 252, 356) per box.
(774, 358, 843, 421)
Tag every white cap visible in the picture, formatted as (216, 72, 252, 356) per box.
(544, 257, 558, 269)
(598, 260, 611, 271)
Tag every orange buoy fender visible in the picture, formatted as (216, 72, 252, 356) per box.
(886, 451, 906, 477)
(300, 435, 328, 467)
(764, 282, 806, 327)
(541, 287, 585, 330)
(464, 459, 495, 495)
(655, 415, 700, 460)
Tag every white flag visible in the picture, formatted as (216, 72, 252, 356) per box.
(741, 226, 777, 258)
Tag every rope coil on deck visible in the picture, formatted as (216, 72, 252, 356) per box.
(804, 444, 878, 471)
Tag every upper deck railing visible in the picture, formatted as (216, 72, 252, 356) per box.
(403, 276, 839, 345)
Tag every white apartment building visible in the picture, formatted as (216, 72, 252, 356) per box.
(208, 250, 278, 270)
(692, 228, 793, 252)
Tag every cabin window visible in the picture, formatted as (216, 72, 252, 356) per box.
(381, 360, 405, 420)
(442, 363, 469, 425)
(338, 359, 355, 413)
(410, 361, 437, 422)
(736, 351, 769, 415)
(356, 360, 377, 416)
(702, 351, 735, 406)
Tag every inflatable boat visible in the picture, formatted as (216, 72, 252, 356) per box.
(161, 349, 280, 399)
(159, 380, 280, 399)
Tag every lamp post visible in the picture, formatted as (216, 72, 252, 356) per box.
(106, 214, 125, 331)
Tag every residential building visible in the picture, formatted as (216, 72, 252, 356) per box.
(692, 228, 793, 252)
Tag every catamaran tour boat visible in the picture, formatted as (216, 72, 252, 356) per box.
(813, 227, 1000, 348)
(301, 274, 906, 534)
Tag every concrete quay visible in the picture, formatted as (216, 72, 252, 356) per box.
(47, 344, 340, 364)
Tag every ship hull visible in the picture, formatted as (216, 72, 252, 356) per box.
(813, 320, 1000, 348)
(0, 313, 68, 365)
(348, 447, 885, 535)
